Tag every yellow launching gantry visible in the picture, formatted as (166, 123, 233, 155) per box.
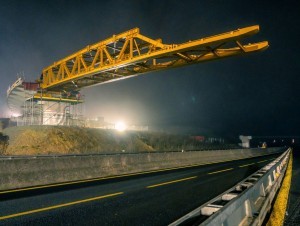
(38, 25, 268, 95)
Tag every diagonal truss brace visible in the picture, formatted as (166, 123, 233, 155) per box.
(41, 25, 269, 91)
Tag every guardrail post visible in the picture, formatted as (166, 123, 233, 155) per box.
(260, 183, 266, 197)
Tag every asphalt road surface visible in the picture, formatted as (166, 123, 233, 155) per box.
(0, 152, 282, 226)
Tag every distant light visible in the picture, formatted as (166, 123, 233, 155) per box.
(115, 121, 126, 132)
(11, 113, 21, 117)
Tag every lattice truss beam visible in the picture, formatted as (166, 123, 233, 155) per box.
(41, 25, 268, 91)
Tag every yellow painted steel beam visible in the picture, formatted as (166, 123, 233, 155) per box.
(40, 25, 268, 91)
(33, 93, 83, 104)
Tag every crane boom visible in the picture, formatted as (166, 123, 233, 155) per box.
(40, 25, 268, 92)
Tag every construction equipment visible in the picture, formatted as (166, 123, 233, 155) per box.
(7, 25, 268, 126)
(40, 25, 268, 92)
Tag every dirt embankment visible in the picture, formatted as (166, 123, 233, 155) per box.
(3, 126, 154, 155)
(2, 126, 239, 155)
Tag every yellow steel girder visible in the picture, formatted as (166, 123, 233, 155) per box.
(41, 25, 268, 91)
(33, 92, 83, 104)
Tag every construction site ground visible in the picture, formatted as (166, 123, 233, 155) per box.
(1, 126, 239, 156)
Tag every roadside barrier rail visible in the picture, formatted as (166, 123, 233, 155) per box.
(170, 148, 291, 226)
(0, 147, 284, 160)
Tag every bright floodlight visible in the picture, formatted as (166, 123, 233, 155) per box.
(115, 121, 126, 131)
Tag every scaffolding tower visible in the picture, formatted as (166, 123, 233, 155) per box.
(7, 78, 85, 126)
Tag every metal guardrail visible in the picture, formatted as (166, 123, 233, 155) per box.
(170, 148, 291, 226)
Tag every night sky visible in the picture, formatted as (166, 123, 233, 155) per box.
(0, 0, 299, 136)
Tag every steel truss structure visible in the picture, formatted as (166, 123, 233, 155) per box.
(41, 25, 268, 92)
(7, 25, 268, 126)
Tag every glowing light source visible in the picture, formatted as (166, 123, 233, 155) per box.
(11, 113, 21, 117)
(115, 121, 126, 131)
